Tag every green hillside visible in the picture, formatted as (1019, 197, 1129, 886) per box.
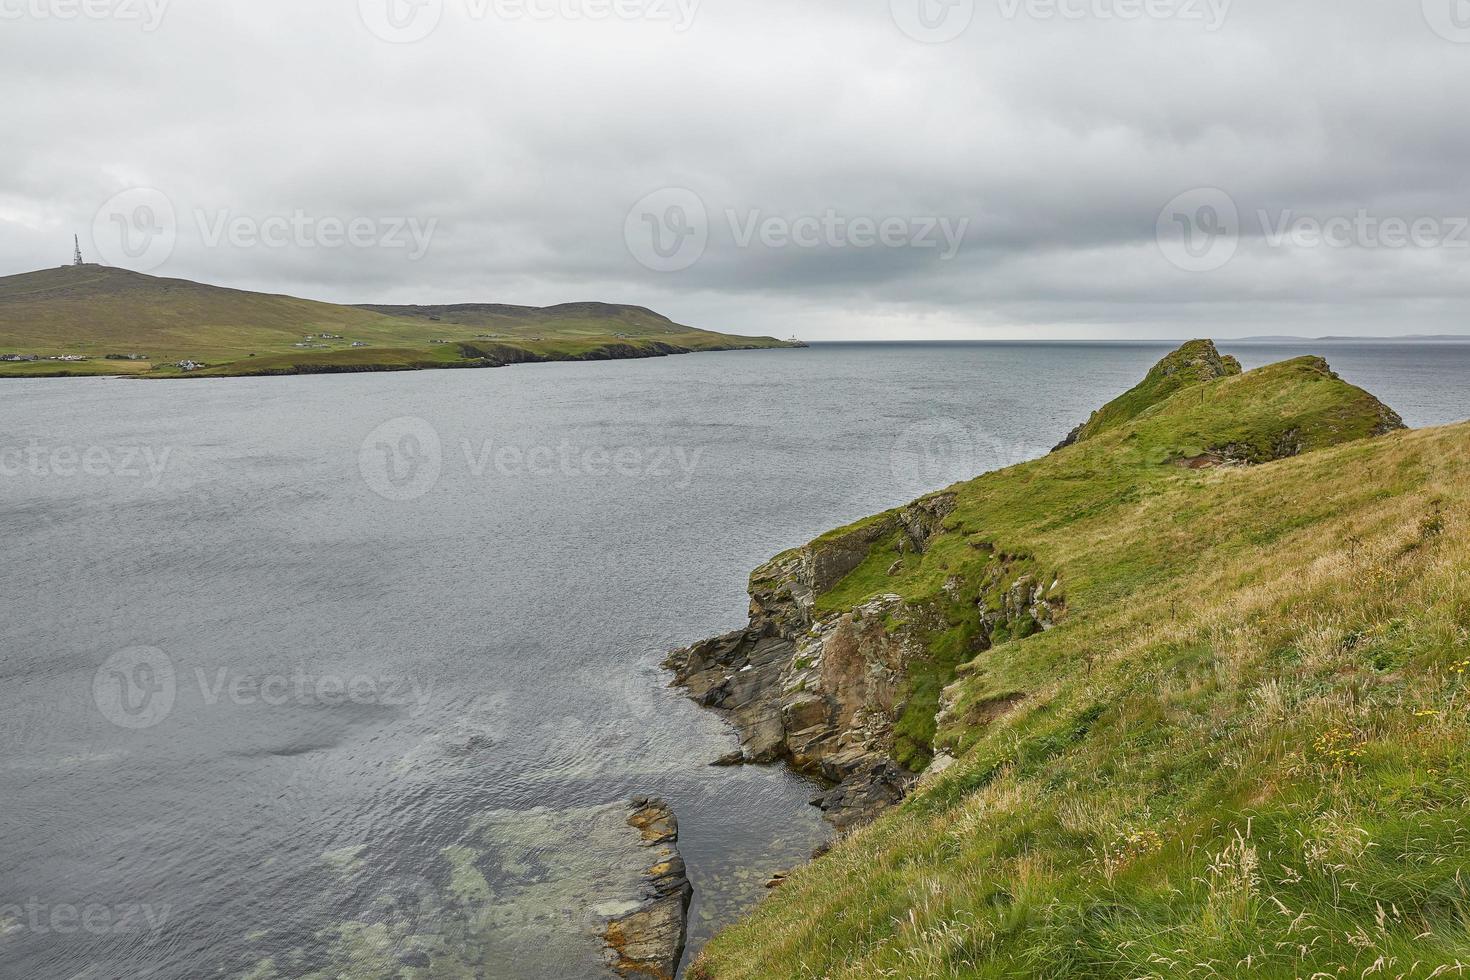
(0, 265, 798, 378)
(692, 342, 1470, 978)
(1053, 338, 1245, 449)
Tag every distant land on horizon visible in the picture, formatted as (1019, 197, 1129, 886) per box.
(0, 264, 802, 379)
(803, 335, 1470, 345)
(1236, 334, 1470, 343)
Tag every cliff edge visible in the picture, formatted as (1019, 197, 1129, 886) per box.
(670, 342, 1404, 831)
(675, 342, 1470, 979)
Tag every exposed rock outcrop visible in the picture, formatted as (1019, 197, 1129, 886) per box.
(666, 494, 1064, 831)
(601, 798, 692, 980)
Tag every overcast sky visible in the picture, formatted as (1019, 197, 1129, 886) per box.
(2, 0, 1468, 339)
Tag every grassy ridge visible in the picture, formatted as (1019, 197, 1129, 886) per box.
(354, 301, 773, 353)
(0, 265, 798, 378)
(694, 343, 1470, 978)
(1058, 338, 1243, 447)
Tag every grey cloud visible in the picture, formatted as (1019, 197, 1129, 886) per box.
(1, 0, 1468, 339)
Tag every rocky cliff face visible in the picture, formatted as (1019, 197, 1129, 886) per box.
(666, 494, 1065, 831)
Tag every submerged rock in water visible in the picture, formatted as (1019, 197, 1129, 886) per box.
(601, 798, 693, 980)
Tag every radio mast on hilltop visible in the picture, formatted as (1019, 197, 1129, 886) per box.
(72, 234, 84, 266)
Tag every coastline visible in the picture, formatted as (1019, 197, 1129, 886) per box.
(662, 342, 1401, 840)
(669, 342, 1470, 977)
(0, 339, 807, 380)
(0, 264, 807, 380)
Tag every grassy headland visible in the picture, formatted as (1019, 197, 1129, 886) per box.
(0, 265, 799, 378)
(690, 342, 1470, 978)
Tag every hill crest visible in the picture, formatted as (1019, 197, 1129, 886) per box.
(0, 265, 796, 377)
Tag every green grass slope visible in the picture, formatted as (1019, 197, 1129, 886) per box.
(355, 301, 786, 354)
(1055, 338, 1244, 449)
(694, 344, 1470, 979)
(0, 265, 798, 378)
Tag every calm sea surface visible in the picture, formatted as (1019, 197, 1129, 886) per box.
(3, 341, 1467, 979)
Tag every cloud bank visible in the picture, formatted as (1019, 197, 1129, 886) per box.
(2, 0, 1468, 338)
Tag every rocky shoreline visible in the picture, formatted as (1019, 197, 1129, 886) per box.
(139, 339, 808, 380)
(600, 798, 693, 980)
(664, 493, 1064, 833)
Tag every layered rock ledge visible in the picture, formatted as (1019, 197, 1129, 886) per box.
(601, 798, 693, 980)
(665, 495, 1063, 831)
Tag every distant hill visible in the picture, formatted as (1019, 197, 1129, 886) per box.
(1237, 334, 1470, 342)
(357, 300, 682, 329)
(0, 265, 799, 378)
